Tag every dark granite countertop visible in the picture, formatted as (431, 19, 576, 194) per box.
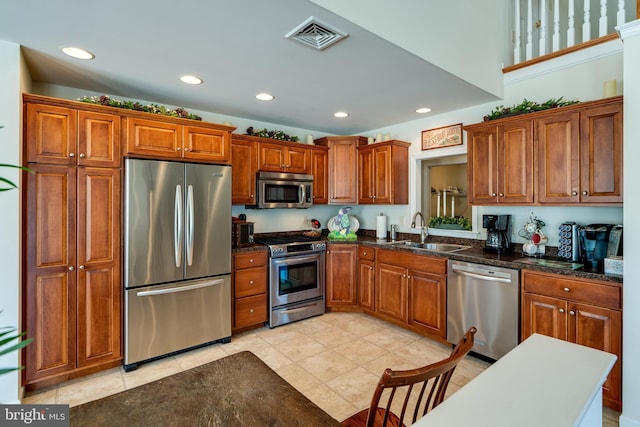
(240, 230, 621, 285)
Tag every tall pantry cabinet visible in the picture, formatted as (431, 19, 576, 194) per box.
(22, 95, 122, 388)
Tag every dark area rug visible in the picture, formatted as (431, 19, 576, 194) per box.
(70, 351, 341, 426)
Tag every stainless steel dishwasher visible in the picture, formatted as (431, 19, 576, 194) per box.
(447, 260, 519, 360)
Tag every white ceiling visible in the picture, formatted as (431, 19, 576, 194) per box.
(0, 0, 501, 134)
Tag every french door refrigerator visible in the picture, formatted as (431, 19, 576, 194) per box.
(124, 158, 231, 371)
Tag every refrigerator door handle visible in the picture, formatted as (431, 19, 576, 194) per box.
(136, 278, 225, 297)
(174, 184, 183, 268)
(186, 184, 195, 266)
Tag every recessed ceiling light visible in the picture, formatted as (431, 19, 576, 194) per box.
(334, 111, 349, 118)
(179, 75, 203, 85)
(256, 93, 275, 101)
(61, 46, 95, 60)
(416, 107, 432, 114)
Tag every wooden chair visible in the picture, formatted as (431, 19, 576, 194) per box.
(341, 327, 477, 427)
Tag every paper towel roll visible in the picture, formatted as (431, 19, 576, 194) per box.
(376, 214, 387, 239)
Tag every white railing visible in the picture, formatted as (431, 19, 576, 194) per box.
(511, 0, 635, 65)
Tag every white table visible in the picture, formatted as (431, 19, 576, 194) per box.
(413, 334, 617, 427)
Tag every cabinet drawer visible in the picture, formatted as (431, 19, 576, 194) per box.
(377, 249, 447, 274)
(234, 294, 267, 328)
(234, 268, 267, 298)
(234, 251, 267, 269)
(522, 271, 621, 309)
(358, 246, 375, 261)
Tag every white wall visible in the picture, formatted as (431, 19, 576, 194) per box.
(310, 0, 507, 98)
(0, 40, 26, 404)
(618, 19, 640, 427)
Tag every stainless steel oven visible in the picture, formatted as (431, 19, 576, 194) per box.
(255, 236, 326, 327)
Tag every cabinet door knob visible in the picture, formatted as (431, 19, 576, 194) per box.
(571, 191, 578, 196)
(249, 259, 254, 263)
(569, 310, 575, 316)
(363, 251, 367, 255)
(249, 280, 254, 285)
(491, 192, 497, 197)
(559, 308, 565, 313)
(69, 152, 75, 157)
(582, 191, 588, 196)
(78, 265, 85, 270)
(498, 193, 504, 197)
(79, 153, 86, 158)
(184, 148, 190, 152)
(563, 287, 570, 292)
(250, 308, 254, 313)
(369, 266, 373, 270)
(176, 147, 182, 151)
(68, 265, 75, 271)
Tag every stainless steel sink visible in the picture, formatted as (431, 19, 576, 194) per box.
(391, 241, 471, 253)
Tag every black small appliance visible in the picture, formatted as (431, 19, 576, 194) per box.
(483, 214, 511, 254)
(579, 224, 623, 267)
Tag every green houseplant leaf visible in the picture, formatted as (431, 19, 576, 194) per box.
(428, 216, 472, 231)
(0, 327, 32, 375)
(0, 163, 31, 192)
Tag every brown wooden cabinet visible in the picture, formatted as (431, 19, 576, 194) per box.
(25, 102, 121, 167)
(258, 141, 310, 173)
(375, 249, 447, 338)
(23, 163, 121, 385)
(325, 244, 358, 308)
(314, 136, 367, 204)
(357, 140, 410, 205)
(357, 246, 376, 311)
(125, 117, 231, 163)
(310, 146, 329, 204)
(521, 270, 622, 410)
(23, 94, 123, 389)
(231, 136, 258, 205)
(465, 119, 533, 204)
(466, 96, 622, 206)
(233, 251, 268, 331)
(537, 98, 623, 204)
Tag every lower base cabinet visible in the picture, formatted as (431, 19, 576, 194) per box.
(357, 246, 376, 311)
(375, 249, 447, 339)
(521, 270, 622, 410)
(326, 244, 358, 308)
(233, 251, 268, 332)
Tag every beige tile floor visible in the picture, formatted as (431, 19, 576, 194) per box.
(23, 312, 620, 425)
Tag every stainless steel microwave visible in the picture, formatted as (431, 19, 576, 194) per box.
(249, 171, 313, 209)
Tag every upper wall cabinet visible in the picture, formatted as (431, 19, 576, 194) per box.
(465, 96, 623, 206)
(466, 119, 534, 205)
(25, 99, 121, 167)
(125, 117, 231, 163)
(258, 141, 310, 174)
(315, 136, 367, 205)
(357, 140, 410, 205)
(536, 99, 623, 204)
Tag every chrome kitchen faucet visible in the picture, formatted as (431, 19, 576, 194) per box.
(411, 212, 429, 243)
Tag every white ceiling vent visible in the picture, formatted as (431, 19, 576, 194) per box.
(285, 16, 348, 51)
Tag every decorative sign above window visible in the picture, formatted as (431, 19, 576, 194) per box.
(421, 123, 463, 151)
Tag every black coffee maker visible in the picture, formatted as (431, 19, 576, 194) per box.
(483, 214, 512, 254)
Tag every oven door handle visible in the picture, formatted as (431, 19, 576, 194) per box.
(136, 279, 224, 297)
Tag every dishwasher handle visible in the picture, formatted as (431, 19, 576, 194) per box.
(451, 264, 513, 283)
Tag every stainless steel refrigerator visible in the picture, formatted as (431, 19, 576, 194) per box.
(123, 158, 231, 371)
